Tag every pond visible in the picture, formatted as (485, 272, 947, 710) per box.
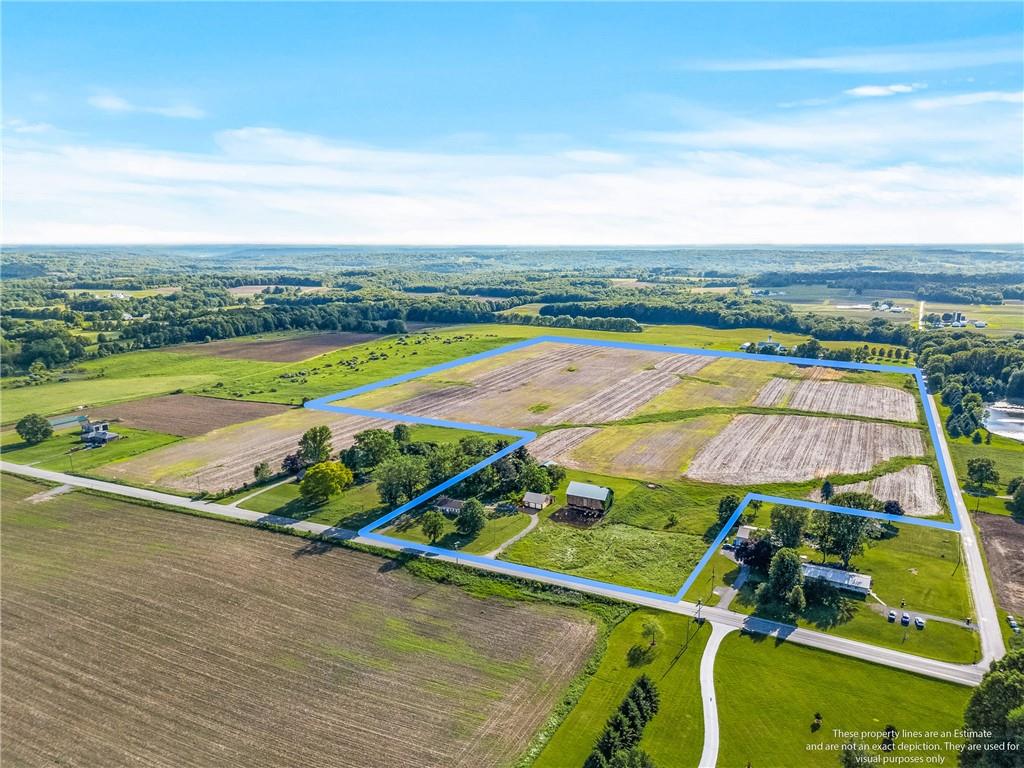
(984, 401, 1024, 442)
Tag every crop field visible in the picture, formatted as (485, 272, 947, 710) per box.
(84, 394, 292, 437)
(716, 633, 971, 768)
(786, 379, 919, 422)
(191, 331, 385, 362)
(686, 414, 925, 484)
(1, 474, 596, 768)
(809, 463, 943, 517)
(976, 514, 1024, 614)
(642, 358, 794, 413)
(100, 410, 400, 492)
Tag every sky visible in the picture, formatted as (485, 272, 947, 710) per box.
(2, 2, 1022, 245)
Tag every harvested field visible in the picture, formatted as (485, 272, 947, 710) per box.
(342, 342, 674, 427)
(686, 414, 925, 484)
(976, 514, 1024, 614)
(191, 332, 382, 362)
(754, 377, 796, 408)
(542, 353, 712, 424)
(787, 380, 919, 422)
(638, 358, 792, 414)
(1, 475, 595, 768)
(805, 365, 845, 381)
(100, 409, 399, 492)
(527, 427, 600, 464)
(808, 464, 943, 517)
(84, 394, 291, 437)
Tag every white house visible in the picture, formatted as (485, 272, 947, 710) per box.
(801, 563, 873, 595)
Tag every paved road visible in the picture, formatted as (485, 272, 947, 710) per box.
(698, 623, 735, 768)
(1, 460, 989, 686)
(926, 395, 1006, 665)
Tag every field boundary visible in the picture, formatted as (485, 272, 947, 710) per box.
(304, 334, 961, 604)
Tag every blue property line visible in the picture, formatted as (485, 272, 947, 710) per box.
(305, 334, 962, 603)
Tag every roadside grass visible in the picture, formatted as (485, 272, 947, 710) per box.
(940, 404, 1023, 490)
(681, 551, 740, 607)
(964, 493, 1014, 517)
(239, 480, 386, 530)
(386, 510, 532, 555)
(0, 426, 181, 473)
(716, 632, 971, 768)
(533, 610, 709, 768)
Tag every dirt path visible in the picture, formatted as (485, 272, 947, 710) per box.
(484, 513, 539, 558)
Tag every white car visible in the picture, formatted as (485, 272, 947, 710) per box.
(914, 617, 926, 629)
(887, 610, 897, 622)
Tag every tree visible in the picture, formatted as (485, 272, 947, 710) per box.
(392, 423, 411, 443)
(15, 413, 53, 444)
(1010, 484, 1024, 520)
(770, 505, 809, 548)
(717, 494, 741, 525)
(757, 548, 803, 604)
(253, 461, 271, 483)
(967, 458, 1000, 491)
(812, 508, 871, 569)
(420, 509, 446, 543)
(1007, 477, 1023, 496)
(960, 648, 1024, 767)
(352, 428, 399, 469)
(821, 479, 834, 502)
(281, 452, 303, 475)
(641, 619, 663, 649)
(376, 455, 428, 506)
(298, 425, 333, 466)
(787, 584, 807, 613)
(735, 531, 778, 572)
(299, 461, 353, 505)
(882, 499, 904, 516)
(455, 498, 486, 537)
(607, 749, 657, 768)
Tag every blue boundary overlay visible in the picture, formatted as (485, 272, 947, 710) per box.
(305, 334, 961, 605)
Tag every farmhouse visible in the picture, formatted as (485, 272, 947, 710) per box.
(755, 335, 787, 354)
(566, 481, 611, 517)
(522, 491, 553, 511)
(434, 496, 465, 515)
(80, 419, 119, 446)
(801, 563, 873, 595)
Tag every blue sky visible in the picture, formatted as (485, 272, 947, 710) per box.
(3, 2, 1022, 244)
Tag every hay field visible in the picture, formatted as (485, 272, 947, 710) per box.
(639, 358, 793, 414)
(1, 475, 595, 768)
(85, 394, 291, 437)
(686, 414, 925, 484)
(808, 464, 943, 517)
(100, 410, 398, 492)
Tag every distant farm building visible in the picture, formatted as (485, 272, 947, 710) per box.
(801, 563, 873, 595)
(522, 492, 553, 511)
(434, 497, 465, 516)
(741, 335, 787, 354)
(565, 481, 611, 517)
(80, 419, 119, 446)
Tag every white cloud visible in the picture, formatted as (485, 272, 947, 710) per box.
(687, 37, 1022, 73)
(3, 118, 55, 134)
(2, 126, 1020, 245)
(912, 90, 1024, 110)
(88, 92, 205, 119)
(844, 83, 925, 98)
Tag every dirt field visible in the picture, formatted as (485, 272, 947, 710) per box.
(786, 380, 919, 422)
(976, 514, 1024, 614)
(686, 414, 925, 484)
(527, 427, 601, 464)
(84, 394, 291, 437)
(0, 475, 595, 768)
(191, 332, 382, 362)
(754, 377, 796, 407)
(100, 409, 398, 492)
(808, 464, 944, 517)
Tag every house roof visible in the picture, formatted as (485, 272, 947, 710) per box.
(523, 492, 552, 505)
(435, 496, 464, 509)
(566, 481, 610, 502)
(736, 525, 758, 539)
(801, 563, 873, 591)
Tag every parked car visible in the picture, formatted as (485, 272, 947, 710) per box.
(915, 617, 926, 629)
(887, 610, 897, 622)
(901, 612, 911, 625)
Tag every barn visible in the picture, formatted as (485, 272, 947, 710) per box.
(565, 481, 611, 517)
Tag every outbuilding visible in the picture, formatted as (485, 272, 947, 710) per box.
(801, 563, 873, 595)
(522, 492, 553, 511)
(566, 481, 611, 516)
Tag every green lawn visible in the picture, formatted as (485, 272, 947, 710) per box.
(533, 610, 709, 768)
(716, 632, 972, 767)
(0, 426, 180, 473)
(385, 510, 532, 555)
(238, 480, 386, 530)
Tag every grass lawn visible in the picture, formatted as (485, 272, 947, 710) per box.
(716, 632, 971, 767)
(682, 551, 740, 607)
(533, 610, 709, 768)
(238, 480, 386, 530)
(0, 426, 180, 473)
(386, 510, 532, 555)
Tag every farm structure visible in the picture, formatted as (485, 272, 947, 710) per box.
(565, 481, 611, 517)
(801, 563, 873, 595)
(522, 492, 553, 510)
(434, 497, 465, 515)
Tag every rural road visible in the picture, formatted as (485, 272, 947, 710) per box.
(483, 512, 539, 558)
(926, 395, 1006, 664)
(698, 623, 735, 768)
(1, 461, 992, 686)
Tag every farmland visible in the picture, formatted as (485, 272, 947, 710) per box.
(716, 632, 972, 767)
(976, 514, 1024, 614)
(1, 474, 597, 768)
(192, 331, 383, 362)
(1, 426, 181, 474)
(84, 394, 291, 437)
(809, 464, 944, 517)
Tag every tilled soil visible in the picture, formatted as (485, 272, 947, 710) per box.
(84, 394, 291, 437)
(975, 513, 1024, 614)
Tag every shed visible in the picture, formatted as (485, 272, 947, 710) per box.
(566, 481, 611, 515)
(801, 563, 873, 595)
(522, 492, 553, 511)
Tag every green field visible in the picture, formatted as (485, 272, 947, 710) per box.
(716, 632, 971, 767)
(0, 426, 181, 473)
(238, 480, 386, 530)
(386, 509, 533, 555)
(533, 610, 709, 768)
(923, 299, 1024, 336)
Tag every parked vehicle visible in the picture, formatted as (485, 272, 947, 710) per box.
(915, 617, 926, 629)
(901, 612, 911, 625)
(887, 610, 897, 622)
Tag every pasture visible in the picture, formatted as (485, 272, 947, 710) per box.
(0, 474, 596, 768)
(716, 632, 971, 767)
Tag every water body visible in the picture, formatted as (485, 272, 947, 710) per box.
(984, 401, 1024, 442)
